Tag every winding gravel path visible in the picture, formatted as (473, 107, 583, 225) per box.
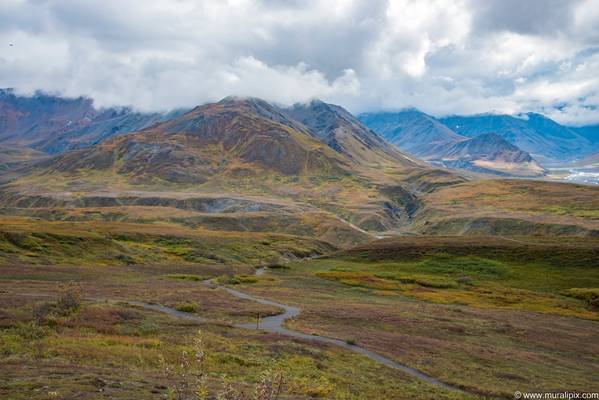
(128, 268, 467, 394)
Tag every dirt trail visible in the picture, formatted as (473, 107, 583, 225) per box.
(128, 267, 468, 395)
(15, 268, 474, 395)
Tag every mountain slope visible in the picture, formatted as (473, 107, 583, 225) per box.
(0, 145, 47, 172)
(439, 113, 593, 163)
(37, 97, 350, 184)
(572, 124, 599, 146)
(439, 133, 546, 176)
(1, 96, 597, 244)
(358, 109, 465, 159)
(0, 89, 96, 146)
(359, 110, 545, 176)
(0, 89, 179, 154)
(282, 100, 421, 168)
(35, 108, 186, 154)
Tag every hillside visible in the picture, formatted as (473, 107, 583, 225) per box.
(0, 89, 96, 147)
(439, 113, 593, 163)
(573, 124, 599, 145)
(358, 109, 465, 159)
(0, 145, 47, 171)
(283, 100, 421, 167)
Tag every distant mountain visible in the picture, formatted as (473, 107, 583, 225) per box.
(282, 100, 421, 167)
(574, 149, 599, 167)
(0, 89, 96, 147)
(36, 107, 186, 154)
(572, 124, 599, 145)
(438, 133, 546, 176)
(358, 109, 465, 159)
(359, 110, 545, 176)
(439, 113, 593, 163)
(0, 89, 180, 154)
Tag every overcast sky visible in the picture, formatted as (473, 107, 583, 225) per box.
(1, 0, 599, 125)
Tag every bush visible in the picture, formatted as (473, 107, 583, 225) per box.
(32, 302, 54, 325)
(175, 303, 197, 313)
(56, 283, 82, 315)
(227, 275, 258, 285)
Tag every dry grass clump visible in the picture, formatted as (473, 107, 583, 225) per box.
(161, 330, 283, 400)
(562, 288, 599, 308)
(32, 282, 82, 326)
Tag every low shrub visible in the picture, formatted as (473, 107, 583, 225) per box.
(562, 288, 599, 308)
(175, 303, 198, 313)
(165, 274, 207, 282)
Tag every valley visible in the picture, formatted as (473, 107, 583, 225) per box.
(0, 93, 598, 399)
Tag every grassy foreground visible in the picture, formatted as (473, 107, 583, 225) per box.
(1, 235, 598, 398)
(236, 236, 599, 398)
(0, 264, 471, 400)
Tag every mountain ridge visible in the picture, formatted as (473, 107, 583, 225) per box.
(359, 109, 545, 176)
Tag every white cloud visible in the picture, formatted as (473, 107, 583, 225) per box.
(0, 0, 598, 124)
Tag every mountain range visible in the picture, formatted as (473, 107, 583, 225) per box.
(0, 90, 597, 243)
(439, 113, 594, 164)
(0, 89, 183, 155)
(3, 88, 598, 176)
(358, 110, 547, 176)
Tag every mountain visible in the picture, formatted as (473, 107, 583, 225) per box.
(438, 133, 546, 176)
(572, 124, 599, 145)
(1, 96, 468, 241)
(0, 89, 180, 154)
(0, 89, 96, 147)
(439, 113, 593, 163)
(38, 97, 351, 184)
(282, 100, 421, 167)
(2, 95, 597, 247)
(359, 110, 545, 176)
(35, 107, 186, 154)
(358, 109, 464, 159)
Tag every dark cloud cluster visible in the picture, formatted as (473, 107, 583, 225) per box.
(1, 0, 598, 124)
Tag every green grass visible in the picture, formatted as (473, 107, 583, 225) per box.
(0, 217, 334, 267)
(0, 293, 472, 399)
(296, 239, 599, 320)
(164, 273, 207, 282)
(174, 302, 198, 313)
(562, 288, 599, 307)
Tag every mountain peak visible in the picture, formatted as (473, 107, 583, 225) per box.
(283, 100, 420, 167)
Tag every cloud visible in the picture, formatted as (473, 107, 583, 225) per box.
(0, 0, 598, 124)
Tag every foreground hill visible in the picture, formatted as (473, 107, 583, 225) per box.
(359, 110, 545, 176)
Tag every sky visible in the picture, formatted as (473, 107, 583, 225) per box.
(1, 0, 599, 125)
